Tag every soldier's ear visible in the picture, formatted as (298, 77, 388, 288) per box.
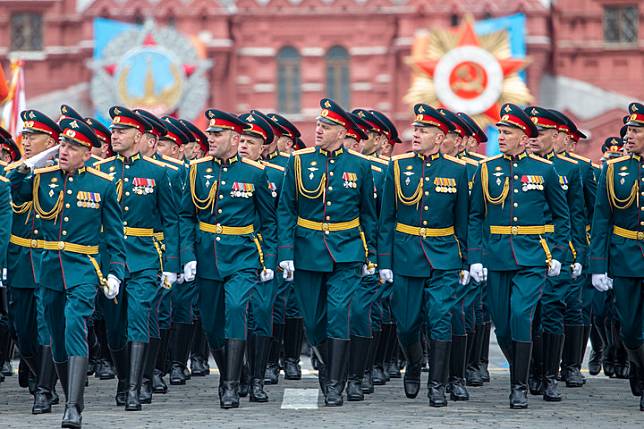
(337, 127, 347, 141)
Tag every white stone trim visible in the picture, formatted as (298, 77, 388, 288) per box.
(301, 47, 324, 57)
(351, 82, 373, 91)
(253, 83, 275, 93)
(350, 46, 388, 56)
(375, 74, 391, 83)
(238, 47, 276, 56)
(302, 83, 324, 91)
(236, 75, 252, 85)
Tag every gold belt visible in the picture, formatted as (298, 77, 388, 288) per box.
(544, 224, 554, 233)
(123, 227, 155, 237)
(613, 225, 644, 241)
(489, 225, 547, 235)
(41, 240, 99, 254)
(10, 234, 43, 249)
(198, 222, 254, 235)
(395, 223, 455, 238)
(154, 232, 165, 241)
(297, 217, 360, 232)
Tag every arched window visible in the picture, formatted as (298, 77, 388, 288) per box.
(277, 46, 301, 114)
(325, 46, 350, 108)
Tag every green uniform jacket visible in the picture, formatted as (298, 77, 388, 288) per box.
(265, 150, 290, 169)
(590, 154, 643, 277)
(0, 175, 12, 270)
(9, 165, 125, 290)
(545, 152, 587, 265)
(96, 154, 180, 274)
(468, 152, 570, 270)
(182, 155, 277, 279)
(278, 146, 377, 272)
(378, 152, 469, 276)
(367, 156, 388, 215)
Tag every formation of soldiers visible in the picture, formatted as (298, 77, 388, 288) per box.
(0, 96, 642, 428)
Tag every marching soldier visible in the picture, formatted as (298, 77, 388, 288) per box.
(278, 98, 377, 406)
(378, 103, 470, 407)
(182, 108, 277, 409)
(468, 103, 570, 409)
(9, 117, 125, 428)
(5, 110, 60, 414)
(94, 106, 180, 411)
(590, 102, 644, 412)
(0, 128, 12, 386)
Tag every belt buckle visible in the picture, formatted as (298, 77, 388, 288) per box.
(638, 231, 644, 241)
(58, 241, 65, 250)
(31, 239, 39, 248)
(511, 226, 519, 235)
(419, 227, 427, 239)
(321, 222, 330, 233)
(215, 224, 223, 234)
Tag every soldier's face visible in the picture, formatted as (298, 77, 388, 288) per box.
(440, 132, 461, 156)
(497, 126, 526, 155)
(238, 134, 265, 161)
(22, 132, 55, 158)
(157, 139, 180, 159)
(552, 129, 567, 153)
(412, 126, 443, 155)
(100, 141, 111, 158)
(183, 142, 202, 160)
(58, 139, 90, 172)
(276, 136, 293, 153)
(625, 125, 644, 155)
(527, 129, 557, 155)
(208, 130, 239, 159)
(111, 127, 141, 155)
(343, 137, 361, 151)
(0, 148, 12, 163)
(138, 133, 158, 157)
(315, 121, 345, 150)
(380, 142, 393, 157)
(467, 136, 479, 151)
(360, 131, 382, 155)
(90, 146, 103, 157)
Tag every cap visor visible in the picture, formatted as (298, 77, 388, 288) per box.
(205, 126, 225, 132)
(625, 121, 644, 128)
(317, 116, 342, 127)
(109, 123, 134, 130)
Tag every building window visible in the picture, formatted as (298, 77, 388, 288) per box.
(604, 5, 638, 43)
(450, 14, 460, 27)
(277, 46, 301, 114)
(10, 12, 43, 51)
(325, 46, 350, 108)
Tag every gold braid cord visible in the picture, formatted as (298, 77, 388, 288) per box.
(189, 165, 218, 212)
(12, 201, 33, 224)
(606, 163, 638, 210)
(481, 162, 509, 209)
(115, 179, 123, 202)
(294, 155, 326, 199)
(394, 160, 422, 207)
(33, 174, 63, 221)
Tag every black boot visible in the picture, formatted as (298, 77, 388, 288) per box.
(580, 325, 591, 384)
(385, 325, 401, 379)
(372, 324, 391, 385)
(448, 335, 469, 401)
(529, 334, 544, 395)
(542, 332, 564, 401)
(61, 356, 87, 429)
(324, 338, 350, 407)
(32, 346, 57, 414)
(153, 328, 170, 394)
(210, 346, 226, 404)
(588, 321, 605, 376)
(221, 339, 245, 409)
(190, 320, 208, 377)
(626, 344, 644, 398)
(603, 317, 615, 377)
(612, 321, 630, 379)
(428, 340, 451, 407)
(140, 337, 160, 404)
(95, 320, 115, 380)
(564, 325, 585, 387)
(170, 323, 193, 385)
(125, 342, 146, 411)
(401, 340, 424, 399)
(361, 330, 379, 394)
(264, 323, 284, 384)
(346, 336, 371, 401)
(314, 341, 328, 395)
(54, 361, 69, 401)
(284, 318, 303, 380)
(466, 326, 485, 387)
(87, 325, 99, 377)
(110, 346, 129, 406)
(250, 335, 271, 403)
(239, 360, 250, 398)
(509, 341, 532, 409)
(480, 322, 491, 382)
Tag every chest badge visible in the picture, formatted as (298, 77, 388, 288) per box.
(559, 176, 568, 191)
(342, 172, 358, 189)
(204, 174, 213, 187)
(132, 178, 156, 195)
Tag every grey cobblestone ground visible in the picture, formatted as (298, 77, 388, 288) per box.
(1, 341, 642, 428)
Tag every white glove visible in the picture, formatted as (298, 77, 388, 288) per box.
(24, 145, 60, 169)
(571, 263, 583, 279)
(2, 268, 6, 281)
(607, 276, 614, 290)
(592, 273, 610, 292)
(104, 274, 121, 300)
(161, 271, 177, 289)
(279, 260, 295, 282)
(547, 259, 562, 277)
(379, 269, 394, 283)
(176, 274, 185, 284)
(362, 264, 376, 277)
(469, 263, 486, 283)
(459, 270, 471, 286)
(260, 269, 274, 282)
(183, 260, 197, 282)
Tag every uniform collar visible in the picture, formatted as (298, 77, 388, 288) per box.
(116, 153, 141, 164)
(545, 151, 556, 160)
(503, 151, 528, 161)
(65, 166, 86, 177)
(267, 150, 280, 160)
(416, 151, 441, 161)
(214, 154, 239, 165)
(319, 146, 344, 158)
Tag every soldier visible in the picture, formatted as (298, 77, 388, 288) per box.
(523, 107, 585, 401)
(94, 106, 180, 411)
(265, 113, 304, 383)
(378, 104, 469, 407)
(9, 117, 125, 428)
(5, 110, 60, 414)
(278, 98, 377, 406)
(0, 128, 13, 387)
(590, 102, 644, 412)
(84, 118, 112, 166)
(468, 103, 570, 409)
(183, 108, 277, 409)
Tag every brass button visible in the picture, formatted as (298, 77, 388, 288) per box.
(125, 165, 130, 169)
(513, 203, 518, 208)
(123, 221, 127, 226)
(513, 217, 518, 221)
(326, 215, 330, 220)
(511, 226, 519, 235)
(125, 191, 130, 196)
(424, 191, 429, 196)
(65, 203, 71, 208)
(124, 178, 129, 182)
(221, 181, 226, 185)
(425, 177, 430, 182)
(328, 186, 333, 191)
(215, 236, 221, 241)
(327, 201, 332, 206)
(62, 231, 67, 236)
(215, 224, 223, 234)
(67, 189, 73, 195)
(223, 168, 228, 172)
(31, 240, 39, 248)
(330, 159, 335, 164)
(124, 207, 129, 211)
(424, 206, 429, 211)
(513, 175, 518, 180)
(423, 220, 428, 225)
(638, 231, 644, 241)
(64, 217, 69, 222)
(330, 172, 334, 176)
(219, 195, 224, 199)
(218, 209, 222, 214)
(513, 163, 518, 167)
(35, 214, 40, 219)
(419, 227, 427, 238)
(57, 241, 65, 250)
(514, 189, 519, 193)
(34, 229, 39, 234)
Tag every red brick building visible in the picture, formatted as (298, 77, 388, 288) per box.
(0, 0, 642, 159)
